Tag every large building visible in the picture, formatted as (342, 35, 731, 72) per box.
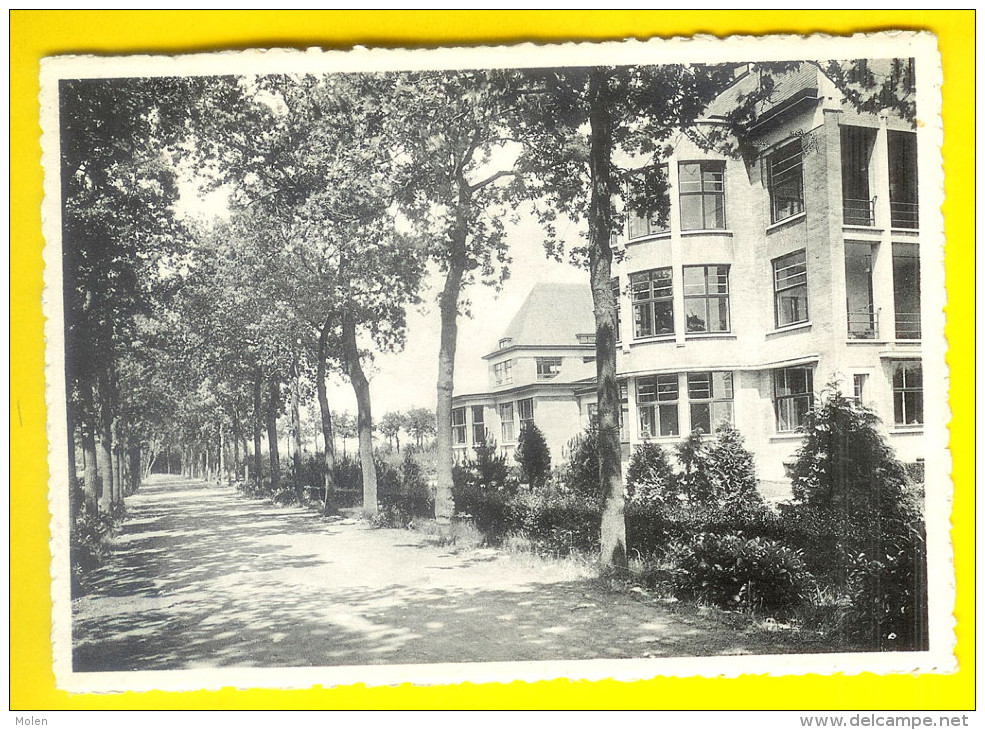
(453, 61, 924, 487)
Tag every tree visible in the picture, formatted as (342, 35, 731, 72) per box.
(514, 423, 551, 489)
(404, 407, 437, 449)
(388, 70, 527, 523)
(334, 411, 357, 458)
(514, 64, 735, 566)
(379, 410, 406, 453)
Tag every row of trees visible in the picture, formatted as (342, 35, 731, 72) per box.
(62, 59, 910, 565)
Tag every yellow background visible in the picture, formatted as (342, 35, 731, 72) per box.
(10, 10, 975, 710)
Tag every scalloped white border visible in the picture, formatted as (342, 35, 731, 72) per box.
(39, 30, 954, 695)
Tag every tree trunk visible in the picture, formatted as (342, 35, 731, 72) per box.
(111, 420, 122, 505)
(79, 381, 99, 514)
(66, 393, 79, 520)
(253, 370, 264, 485)
(290, 356, 303, 501)
(219, 422, 226, 483)
(341, 310, 377, 518)
(96, 415, 113, 513)
(266, 378, 281, 490)
(316, 322, 338, 515)
(588, 68, 627, 569)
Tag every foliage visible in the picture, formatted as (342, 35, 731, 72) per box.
(404, 407, 437, 449)
(669, 534, 812, 613)
(70, 481, 123, 596)
(517, 489, 602, 556)
(377, 451, 435, 526)
(562, 429, 604, 505)
(451, 438, 519, 543)
(625, 441, 676, 505)
(514, 423, 552, 488)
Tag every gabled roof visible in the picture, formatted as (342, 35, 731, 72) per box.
(494, 282, 594, 351)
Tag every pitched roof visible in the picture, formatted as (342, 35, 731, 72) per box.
(704, 63, 820, 126)
(497, 282, 595, 349)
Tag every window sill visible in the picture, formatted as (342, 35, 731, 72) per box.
(893, 339, 922, 345)
(767, 321, 812, 337)
(625, 231, 671, 246)
(890, 425, 924, 435)
(842, 224, 884, 234)
(685, 332, 736, 341)
(630, 334, 676, 345)
(890, 227, 920, 235)
(770, 433, 805, 442)
(766, 212, 806, 232)
(845, 338, 889, 346)
(680, 228, 733, 238)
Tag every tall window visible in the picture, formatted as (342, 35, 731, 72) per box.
(687, 372, 734, 434)
(471, 406, 485, 445)
(611, 277, 621, 342)
(774, 366, 814, 432)
(841, 126, 876, 226)
(852, 373, 868, 406)
(767, 140, 805, 223)
(536, 357, 562, 380)
(893, 361, 923, 425)
(452, 407, 467, 445)
(499, 402, 515, 443)
(637, 374, 680, 438)
(684, 265, 730, 333)
(679, 161, 726, 230)
(493, 359, 514, 386)
(845, 241, 876, 338)
(518, 398, 534, 431)
(626, 164, 670, 240)
(888, 131, 919, 228)
(773, 250, 809, 327)
(631, 268, 674, 338)
(892, 242, 921, 339)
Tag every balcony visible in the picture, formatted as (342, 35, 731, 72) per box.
(847, 309, 879, 340)
(891, 201, 919, 229)
(895, 312, 921, 340)
(843, 198, 875, 227)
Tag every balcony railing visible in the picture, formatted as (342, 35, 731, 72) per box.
(847, 309, 879, 339)
(891, 201, 919, 229)
(895, 312, 922, 339)
(843, 198, 875, 227)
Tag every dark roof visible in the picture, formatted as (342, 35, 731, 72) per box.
(496, 282, 595, 349)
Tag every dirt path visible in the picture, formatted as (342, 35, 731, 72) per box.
(73, 475, 798, 671)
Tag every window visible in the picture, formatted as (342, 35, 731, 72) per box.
(774, 366, 814, 432)
(892, 242, 921, 339)
(679, 161, 726, 230)
(888, 131, 918, 228)
(684, 265, 730, 333)
(626, 164, 670, 240)
(845, 242, 876, 339)
(637, 374, 680, 438)
(493, 359, 514, 386)
(631, 268, 674, 338)
(499, 402, 515, 443)
(611, 277, 621, 341)
(498, 337, 513, 349)
(687, 372, 734, 434)
(773, 250, 809, 327)
(452, 407, 467, 445)
(471, 406, 485, 445)
(767, 140, 805, 223)
(536, 357, 562, 380)
(893, 361, 923, 425)
(852, 373, 868, 406)
(518, 398, 534, 431)
(841, 126, 876, 226)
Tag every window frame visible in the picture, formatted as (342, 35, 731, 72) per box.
(678, 160, 726, 231)
(687, 371, 734, 435)
(452, 407, 467, 445)
(518, 398, 534, 431)
(773, 366, 814, 433)
(499, 402, 515, 443)
(611, 277, 621, 342)
(625, 163, 671, 241)
(471, 405, 485, 445)
(773, 250, 809, 328)
(536, 357, 563, 380)
(893, 361, 923, 426)
(767, 140, 805, 224)
(493, 359, 514, 386)
(683, 264, 731, 334)
(630, 267, 674, 339)
(637, 374, 680, 438)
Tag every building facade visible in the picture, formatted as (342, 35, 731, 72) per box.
(454, 62, 924, 489)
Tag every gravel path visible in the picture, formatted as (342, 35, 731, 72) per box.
(73, 475, 796, 671)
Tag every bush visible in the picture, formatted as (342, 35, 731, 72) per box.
(70, 481, 122, 596)
(626, 442, 676, 505)
(451, 438, 520, 543)
(515, 424, 552, 488)
(670, 533, 812, 612)
(707, 424, 763, 513)
(518, 489, 602, 556)
(378, 451, 434, 525)
(562, 428, 604, 505)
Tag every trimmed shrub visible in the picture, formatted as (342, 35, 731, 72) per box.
(515, 423, 552, 488)
(626, 441, 676, 505)
(669, 533, 812, 612)
(519, 489, 602, 556)
(451, 438, 520, 543)
(378, 451, 434, 525)
(563, 428, 604, 505)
